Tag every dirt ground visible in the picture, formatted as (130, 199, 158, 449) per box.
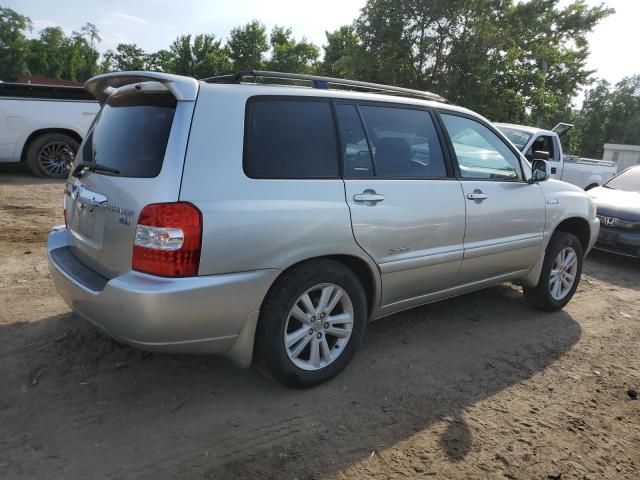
(0, 163, 638, 480)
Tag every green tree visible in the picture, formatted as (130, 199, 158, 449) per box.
(67, 31, 100, 81)
(166, 34, 231, 78)
(80, 22, 101, 49)
(101, 43, 146, 72)
(71, 23, 101, 81)
(320, 26, 365, 79)
(26, 27, 67, 79)
(350, 0, 611, 123)
(146, 49, 174, 72)
(605, 75, 640, 147)
(573, 75, 640, 158)
(228, 20, 268, 71)
(23, 22, 100, 82)
(0, 6, 31, 80)
(572, 80, 611, 157)
(266, 26, 319, 73)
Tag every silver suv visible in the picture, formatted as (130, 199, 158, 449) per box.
(48, 71, 599, 388)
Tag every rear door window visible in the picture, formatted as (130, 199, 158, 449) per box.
(358, 105, 447, 178)
(79, 91, 176, 178)
(335, 104, 375, 177)
(244, 98, 339, 178)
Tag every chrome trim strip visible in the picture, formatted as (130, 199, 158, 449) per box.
(379, 247, 463, 274)
(463, 235, 543, 259)
(74, 186, 108, 207)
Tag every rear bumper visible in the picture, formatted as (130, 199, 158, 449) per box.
(594, 225, 640, 258)
(47, 228, 279, 358)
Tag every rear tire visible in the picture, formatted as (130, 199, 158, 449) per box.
(255, 259, 367, 388)
(524, 232, 583, 311)
(26, 133, 78, 179)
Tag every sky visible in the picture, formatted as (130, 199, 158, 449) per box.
(6, 0, 640, 91)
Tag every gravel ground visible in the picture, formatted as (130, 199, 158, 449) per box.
(1, 164, 638, 480)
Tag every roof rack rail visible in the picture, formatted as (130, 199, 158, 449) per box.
(203, 70, 448, 103)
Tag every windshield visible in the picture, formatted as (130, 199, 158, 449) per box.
(604, 166, 640, 193)
(496, 126, 533, 151)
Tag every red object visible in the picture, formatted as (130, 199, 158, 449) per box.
(132, 202, 202, 277)
(63, 186, 69, 227)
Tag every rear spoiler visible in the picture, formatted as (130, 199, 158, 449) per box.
(84, 71, 199, 105)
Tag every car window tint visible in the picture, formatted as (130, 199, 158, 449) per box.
(335, 104, 374, 177)
(359, 106, 447, 178)
(78, 91, 176, 178)
(245, 99, 339, 178)
(441, 114, 522, 180)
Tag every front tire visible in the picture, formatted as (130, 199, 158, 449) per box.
(524, 232, 584, 311)
(26, 133, 78, 179)
(255, 260, 367, 388)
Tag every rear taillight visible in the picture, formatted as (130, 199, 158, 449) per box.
(132, 202, 202, 277)
(63, 184, 69, 227)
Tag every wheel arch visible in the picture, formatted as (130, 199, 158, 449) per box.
(268, 254, 380, 320)
(554, 216, 591, 253)
(20, 128, 83, 162)
(521, 215, 591, 289)
(225, 253, 381, 370)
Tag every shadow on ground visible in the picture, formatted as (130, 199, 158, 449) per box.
(0, 162, 64, 185)
(584, 249, 640, 291)
(0, 284, 580, 479)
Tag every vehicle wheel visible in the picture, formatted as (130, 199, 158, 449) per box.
(26, 133, 78, 179)
(524, 232, 584, 311)
(255, 259, 367, 388)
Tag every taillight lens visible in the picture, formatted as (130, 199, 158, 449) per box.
(63, 184, 70, 227)
(132, 202, 202, 277)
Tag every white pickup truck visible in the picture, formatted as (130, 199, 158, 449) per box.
(496, 122, 617, 190)
(0, 82, 98, 178)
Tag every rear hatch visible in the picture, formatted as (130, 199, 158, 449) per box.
(64, 74, 198, 278)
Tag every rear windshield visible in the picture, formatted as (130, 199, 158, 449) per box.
(78, 90, 176, 178)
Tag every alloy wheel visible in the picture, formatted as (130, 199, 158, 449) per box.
(549, 246, 578, 300)
(37, 141, 75, 176)
(284, 283, 354, 371)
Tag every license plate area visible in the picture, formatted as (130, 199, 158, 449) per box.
(75, 201, 97, 238)
(69, 198, 106, 248)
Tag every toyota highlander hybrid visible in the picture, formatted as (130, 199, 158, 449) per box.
(48, 71, 599, 387)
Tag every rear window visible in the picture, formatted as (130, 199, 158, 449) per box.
(78, 91, 176, 178)
(358, 105, 447, 178)
(244, 98, 339, 179)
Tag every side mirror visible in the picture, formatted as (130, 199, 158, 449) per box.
(532, 150, 550, 161)
(530, 159, 550, 183)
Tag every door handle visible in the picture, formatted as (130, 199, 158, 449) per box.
(466, 192, 488, 201)
(551, 167, 557, 174)
(353, 191, 385, 204)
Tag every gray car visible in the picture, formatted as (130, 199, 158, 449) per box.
(588, 166, 640, 258)
(48, 71, 599, 387)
